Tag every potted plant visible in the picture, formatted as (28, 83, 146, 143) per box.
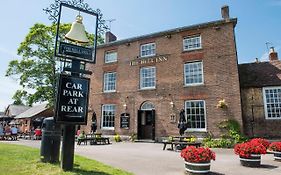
(180, 146, 216, 174)
(216, 99, 227, 109)
(249, 138, 270, 149)
(268, 142, 281, 161)
(234, 139, 267, 167)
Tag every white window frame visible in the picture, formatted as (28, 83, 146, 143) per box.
(184, 61, 204, 86)
(185, 100, 207, 132)
(103, 72, 116, 93)
(140, 43, 156, 58)
(183, 35, 202, 51)
(140, 66, 156, 90)
(104, 50, 117, 63)
(263, 86, 281, 120)
(101, 104, 116, 130)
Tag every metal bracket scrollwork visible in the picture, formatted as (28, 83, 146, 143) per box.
(43, 0, 108, 35)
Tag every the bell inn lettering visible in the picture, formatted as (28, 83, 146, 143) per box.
(56, 75, 90, 124)
(130, 55, 169, 66)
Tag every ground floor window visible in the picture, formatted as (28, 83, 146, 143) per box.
(185, 100, 206, 131)
(263, 87, 281, 119)
(102, 104, 116, 129)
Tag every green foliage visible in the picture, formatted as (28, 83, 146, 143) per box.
(203, 119, 247, 148)
(6, 22, 104, 106)
(0, 143, 132, 175)
(114, 134, 122, 142)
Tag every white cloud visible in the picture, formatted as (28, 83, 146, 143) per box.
(0, 77, 20, 111)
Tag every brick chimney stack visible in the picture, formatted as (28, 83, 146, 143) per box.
(269, 47, 279, 61)
(105, 31, 117, 43)
(221, 5, 230, 20)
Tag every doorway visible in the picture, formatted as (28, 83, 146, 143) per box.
(137, 102, 155, 140)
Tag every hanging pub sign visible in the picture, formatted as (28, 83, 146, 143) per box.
(120, 113, 130, 129)
(55, 74, 90, 124)
(54, 3, 98, 63)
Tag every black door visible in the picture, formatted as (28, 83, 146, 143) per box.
(137, 110, 155, 140)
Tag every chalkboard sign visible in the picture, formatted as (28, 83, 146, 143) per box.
(120, 113, 130, 129)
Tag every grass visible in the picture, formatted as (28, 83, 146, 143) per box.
(0, 143, 133, 175)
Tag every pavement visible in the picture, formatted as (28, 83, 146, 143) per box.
(2, 139, 281, 175)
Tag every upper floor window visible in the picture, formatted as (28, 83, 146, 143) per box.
(140, 67, 156, 89)
(183, 35, 201, 51)
(184, 61, 203, 86)
(102, 104, 116, 129)
(105, 51, 117, 63)
(140, 43, 156, 57)
(263, 87, 281, 119)
(104, 72, 116, 92)
(185, 100, 206, 131)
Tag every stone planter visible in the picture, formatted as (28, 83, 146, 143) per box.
(239, 154, 261, 167)
(273, 151, 281, 161)
(184, 161, 211, 174)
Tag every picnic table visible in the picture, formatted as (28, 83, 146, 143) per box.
(77, 133, 110, 145)
(162, 136, 201, 151)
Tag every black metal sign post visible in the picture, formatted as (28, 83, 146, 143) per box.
(52, 2, 98, 171)
(61, 60, 80, 171)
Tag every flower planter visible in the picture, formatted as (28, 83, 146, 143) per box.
(184, 161, 210, 174)
(273, 151, 281, 161)
(239, 154, 261, 167)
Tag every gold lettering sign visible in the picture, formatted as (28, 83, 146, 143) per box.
(130, 55, 169, 66)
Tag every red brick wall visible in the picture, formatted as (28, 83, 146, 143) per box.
(85, 21, 242, 138)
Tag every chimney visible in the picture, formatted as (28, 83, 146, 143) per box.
(269, 47, 278, 61)
(105, 31, 117, 43)
(221, 5, 230, 20)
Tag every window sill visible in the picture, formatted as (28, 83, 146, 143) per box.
(184, 83, 204, 87)
(185, 129, 207, 132)
(182, 47, 203, 53)
(101, 127, 115, 130)
(103, 91, 117, 93)
(104, 61, 118, 64)
(139, 87, 156, 91)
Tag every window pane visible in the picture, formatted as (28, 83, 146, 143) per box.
(183, 36, 201, 51)
(140, 43, 156, 57)
(104, 72, 116, 92)
(264, 87, 281, 119)
(105, 51, 117, 63)
(102, 104, 115, 128)
(140, 67, 156, 89)
(185, 100, 206, 130)
(184, 62, 203, 85)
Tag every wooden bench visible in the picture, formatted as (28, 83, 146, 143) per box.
(77, 134, 111, 145)
(162, 136, 201, 150)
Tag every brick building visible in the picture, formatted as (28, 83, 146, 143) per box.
(84, 6, 243, 140)
(239, 48, 281, 138)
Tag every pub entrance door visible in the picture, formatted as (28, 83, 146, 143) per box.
(137, 110, 155, 140)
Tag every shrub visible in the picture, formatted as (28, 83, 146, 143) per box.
(114, 134, 122, 142)
(180, 146, 216, 163)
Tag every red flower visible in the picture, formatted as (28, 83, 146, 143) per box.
(180, 146, 216, 163)
(234, 139, 267, 158)
(268, 142, 281, 152)
(249, 138, 270, 149)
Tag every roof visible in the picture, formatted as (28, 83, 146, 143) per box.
(98, 18, 237, 49)
(15, 103, 49, 119)
(238, 60, 281, 88)
(5, 105, 31, 117)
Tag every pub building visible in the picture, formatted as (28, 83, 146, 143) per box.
(82, 6, 243, 141)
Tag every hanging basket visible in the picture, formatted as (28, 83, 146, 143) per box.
(184, 161, 211, 174)
(239, 154, 261, 167)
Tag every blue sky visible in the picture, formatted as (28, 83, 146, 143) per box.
(0, 0, 281, 110)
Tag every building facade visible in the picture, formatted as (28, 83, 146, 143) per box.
(84, 7, 243, 140)
(239, 48, 281, 138)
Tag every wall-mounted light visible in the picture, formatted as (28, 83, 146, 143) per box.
(170, 101, 174, 108)
(123, 103, 127, 110)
